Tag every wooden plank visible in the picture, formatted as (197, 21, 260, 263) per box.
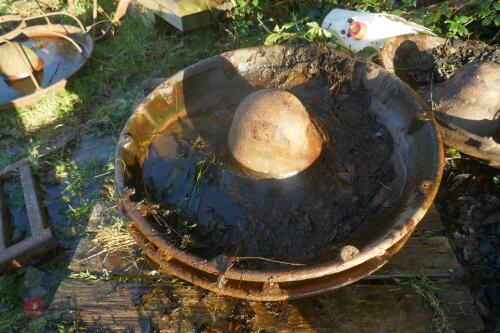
(136, 0, 232, 31)
(68, 237, 153, 276)
(48, 278, 483, 332)
(414, 204, 443, 233)
(69, 233, 460, 279)
(69, 204, 453, 279)
(69, 202, 155, 276)
(370, 236, 462, 279)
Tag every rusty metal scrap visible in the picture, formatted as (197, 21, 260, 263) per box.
(0, 12, 93, 109)
(0, 161, 55, 271)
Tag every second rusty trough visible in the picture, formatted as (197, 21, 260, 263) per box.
(0, 12, 93, 109)
(115, 44, 443, 301)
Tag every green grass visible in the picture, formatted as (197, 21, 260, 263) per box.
(0, 274, 24, 332)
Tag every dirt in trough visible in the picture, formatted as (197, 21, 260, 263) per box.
(141, 46, 395, 267)
(404, 39, 500, 86)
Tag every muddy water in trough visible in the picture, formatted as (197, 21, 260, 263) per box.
(143, 75, 395, 265)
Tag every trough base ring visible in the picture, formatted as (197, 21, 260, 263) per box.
(127, 222, 415, 301)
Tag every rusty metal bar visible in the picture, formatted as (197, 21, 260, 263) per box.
(26, 12, 86, 32)
(0, 38, 41, 90)
(40, 31, 83, 53)
(19, 163, 47, 234)
(0, 15, 26, 40)
(0, 161, 55, 271)
(0, 229, 53, 269)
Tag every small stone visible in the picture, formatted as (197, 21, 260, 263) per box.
(340, 245, 360, 261)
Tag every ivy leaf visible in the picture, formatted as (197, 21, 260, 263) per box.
(306, 21, 320, 29)
(356, 46, 378, 59)
(494, 2, 500, 11)
(264, 33, 280, 45)
(479, 0, 491, 9)
(482, 17, 494, 26)
(495, 15, 500, 26)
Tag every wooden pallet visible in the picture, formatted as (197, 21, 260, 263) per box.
(48, 204, 484, 332)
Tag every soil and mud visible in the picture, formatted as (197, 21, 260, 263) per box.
(140, 46, 395, 265)
(403, 39, 500, 86)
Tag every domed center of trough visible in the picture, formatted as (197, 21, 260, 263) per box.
(228, 89, 323, 179)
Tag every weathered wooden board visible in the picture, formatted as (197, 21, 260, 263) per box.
(135, 0, 231, 31)
(50, 203, 483, 332)
(368, 236, 462, 279)
(49, 278, 482, 332)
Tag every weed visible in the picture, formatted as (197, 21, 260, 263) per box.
(55, 321, 78, 333)
(414, 1, 500, 41)
(24, 317, 50, 333)
(445, 148, 461, 159)
(0, 273, 24, 332)
(68, 270, 103, 281)
(92, 217, 136, 257)
(406, 274, 454, 333)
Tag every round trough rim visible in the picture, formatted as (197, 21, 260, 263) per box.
(0, 23, 94, 110)
(115, 44, 444, 300)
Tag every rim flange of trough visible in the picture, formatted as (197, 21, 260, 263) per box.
(115, 44, 444, 300)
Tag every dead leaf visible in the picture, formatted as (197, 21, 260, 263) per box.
(398, 294, 415, 314)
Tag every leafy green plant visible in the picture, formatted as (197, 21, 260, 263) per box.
(445, 14, 473, 38)
(480, 1, 500, 27)
(264, 20, 332, 45)
(414, 0, 500, 41)
(446, 147, 461, 159)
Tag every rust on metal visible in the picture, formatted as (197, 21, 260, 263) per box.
(0, 12, 94, 109)
(0, 161, 55, 272)
(115, 44, 443, 301)
(379, 35, 500, 168)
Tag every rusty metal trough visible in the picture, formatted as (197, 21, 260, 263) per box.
(379, 35, 500, 168)
(0, 13, 93, 109)
(115, 45, 443, 301)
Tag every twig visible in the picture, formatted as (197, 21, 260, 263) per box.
(396, 146, 407, 200)
(378, 180, 393, 191)
(236, 256, 306, 266)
